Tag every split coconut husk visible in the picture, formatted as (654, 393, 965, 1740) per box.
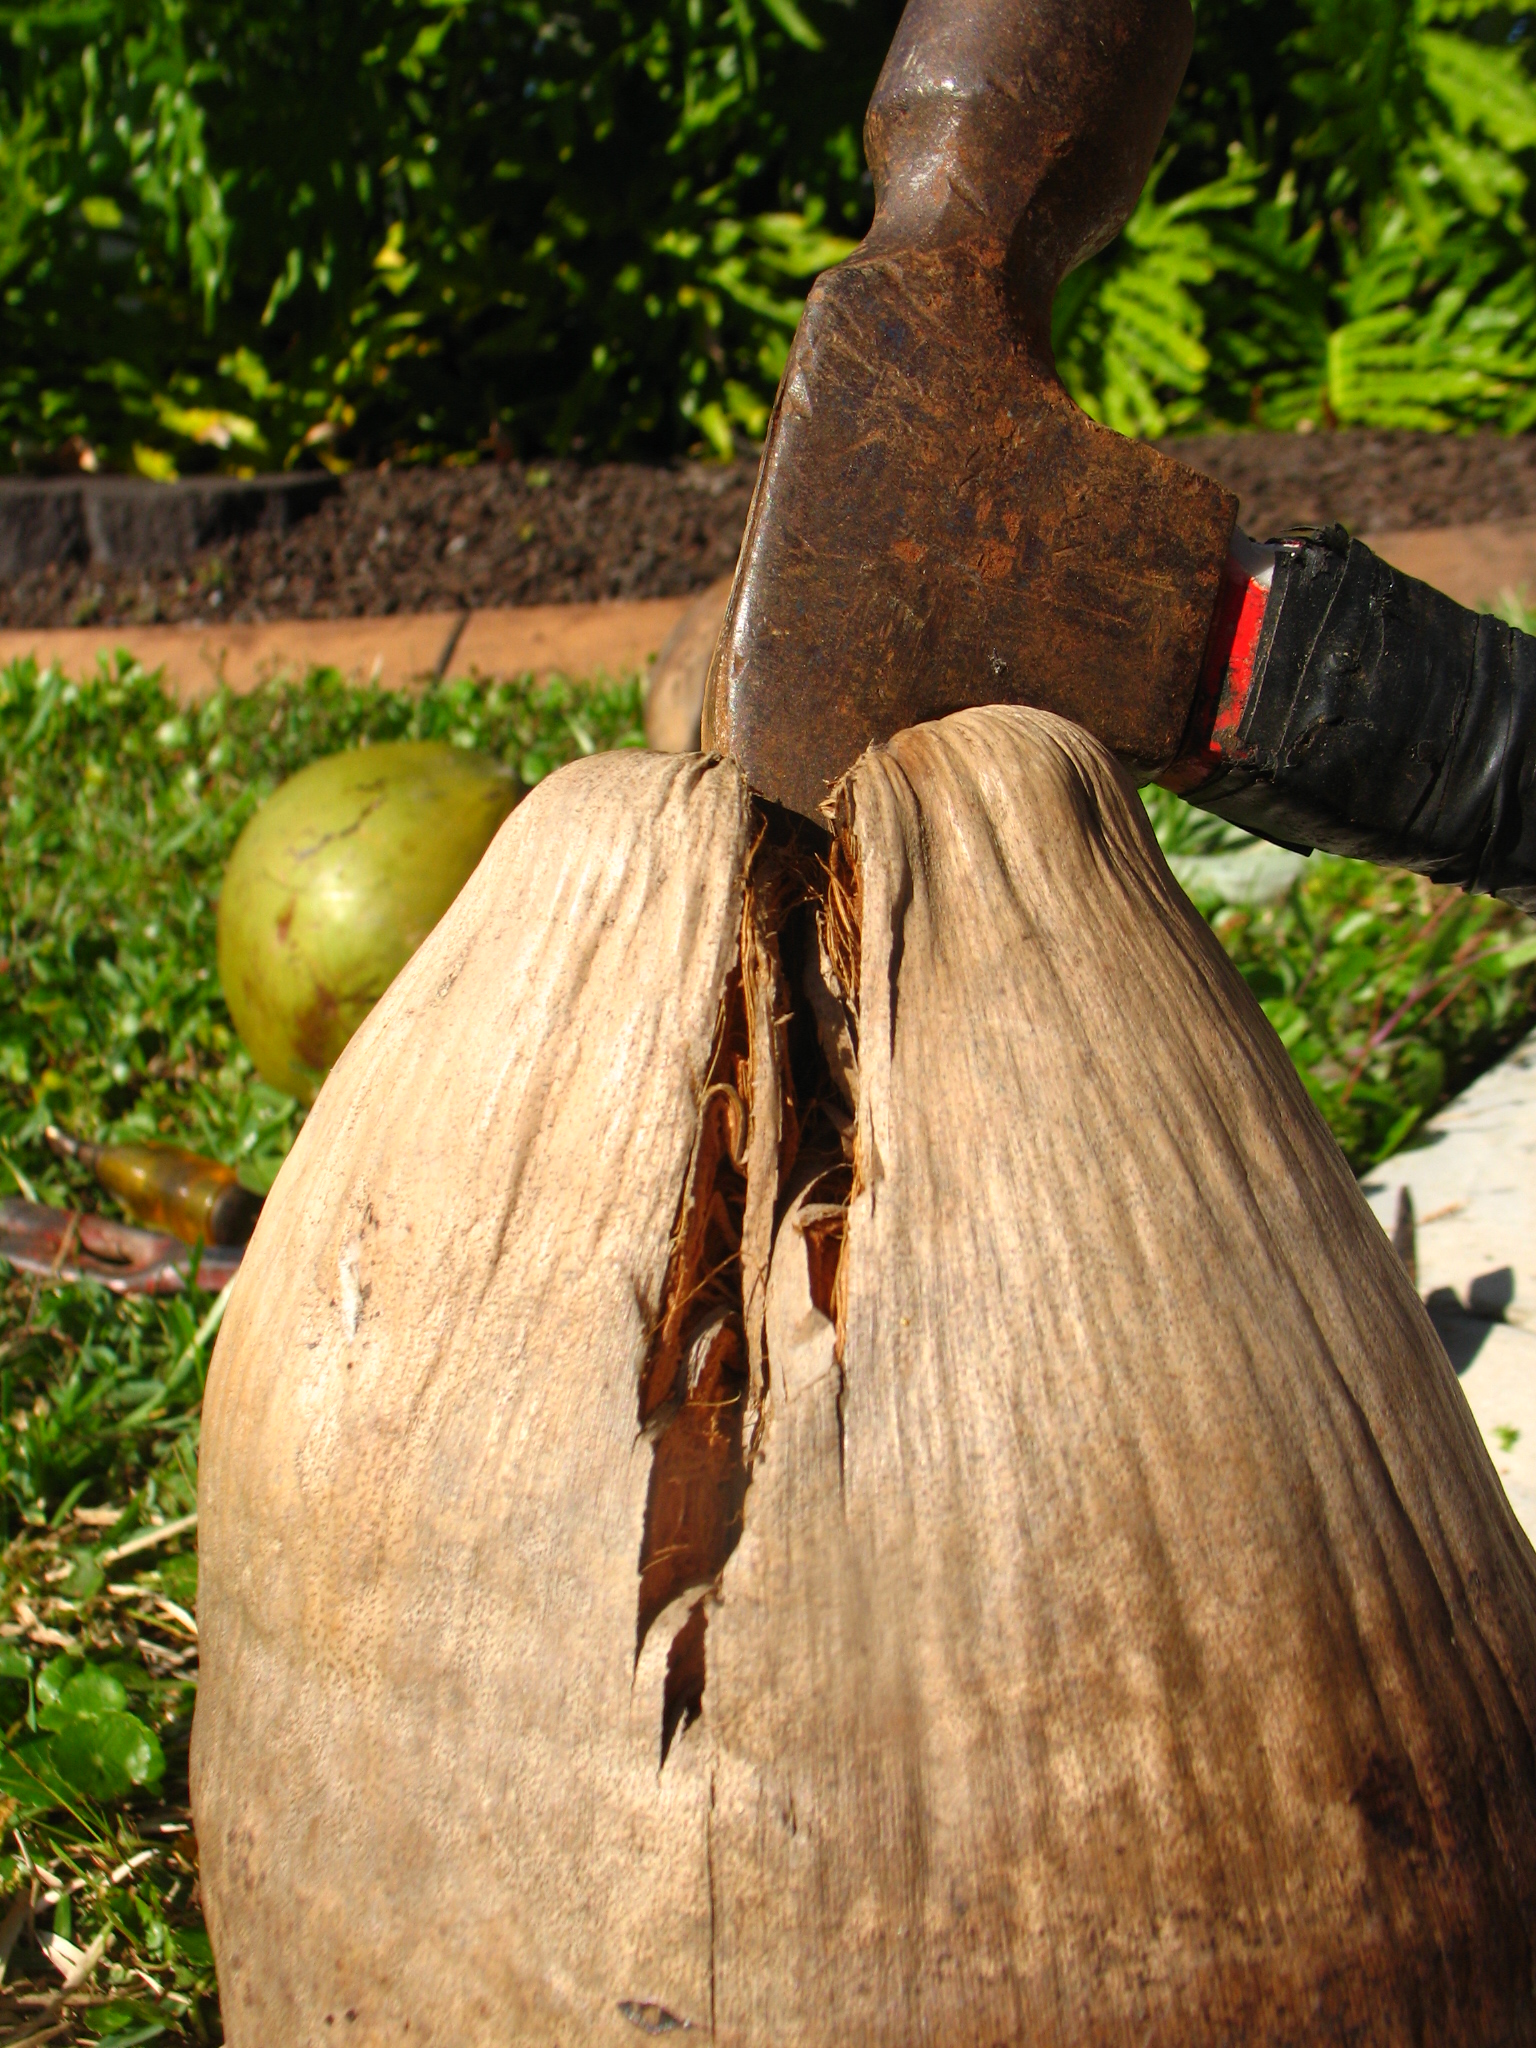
(192, 707, 1536, 2046)
(643, 573, 734, 754)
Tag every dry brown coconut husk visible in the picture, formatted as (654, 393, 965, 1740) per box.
(192, 706, 1536, 2047)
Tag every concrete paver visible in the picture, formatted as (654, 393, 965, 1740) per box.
(0, 594, 692, 706)
(0, 613, 463, 702)
(1366, 518, 1536, 611)
(452, 597, 691, 685)
(1361, 1031, 1536, 1544)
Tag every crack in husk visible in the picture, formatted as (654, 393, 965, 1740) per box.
(634, 801, 859, 1766)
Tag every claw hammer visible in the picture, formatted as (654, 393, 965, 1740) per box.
(703, 0, 1536, 912)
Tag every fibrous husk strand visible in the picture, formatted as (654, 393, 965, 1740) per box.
(736, 820, 811, 1432)
(819, 821, 861, 1051)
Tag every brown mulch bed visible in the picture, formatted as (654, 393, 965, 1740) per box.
(5, 430, 1536, 631)
(0, 460, 758, 633)
(1167, 429, 1536, 543)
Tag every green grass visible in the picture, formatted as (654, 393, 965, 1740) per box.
(1145, 789, 1536, 1169)
(0, 653, 1533, 2043)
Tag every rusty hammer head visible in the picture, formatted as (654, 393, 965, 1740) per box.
(702, 0, 1237, 820)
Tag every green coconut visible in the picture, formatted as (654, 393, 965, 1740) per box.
(218, 740, 518, 1104)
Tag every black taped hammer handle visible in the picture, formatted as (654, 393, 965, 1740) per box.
(1181, 528, 1536, 915)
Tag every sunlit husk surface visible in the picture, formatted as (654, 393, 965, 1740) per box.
(193, 710, 1536, 2047)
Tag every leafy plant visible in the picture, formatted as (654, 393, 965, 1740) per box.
(6, 1654, 166, 1812)
(0, 0, 886, 472)
(1055, 149, 1270, 439)
(1155, 0, 1536, 432)
(5, 0, 1536, 467)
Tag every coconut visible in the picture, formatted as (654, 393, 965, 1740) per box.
(216, 740, 517, 1103)
(192, 709, 1536, 2045)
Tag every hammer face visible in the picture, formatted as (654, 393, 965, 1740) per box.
(704, 250, 1237, 821)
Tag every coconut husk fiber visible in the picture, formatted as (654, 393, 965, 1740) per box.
(191, 706, 1536, 2047)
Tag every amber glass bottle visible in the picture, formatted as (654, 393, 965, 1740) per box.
(45, 1127, 263, 1246)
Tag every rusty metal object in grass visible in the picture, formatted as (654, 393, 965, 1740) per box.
(704, 0, 1237, 821)
(0, 1198, 243, 1295)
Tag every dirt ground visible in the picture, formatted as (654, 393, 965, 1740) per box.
(1167, 429, 1536, 542)
(6, 430, 1536, 631)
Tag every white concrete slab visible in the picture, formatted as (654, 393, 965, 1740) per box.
(1360, 1030, 1536, 1544)
(1452, 1321, 1536, 1539)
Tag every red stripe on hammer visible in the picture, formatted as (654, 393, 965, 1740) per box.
(1161, 555, 1269, 794)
